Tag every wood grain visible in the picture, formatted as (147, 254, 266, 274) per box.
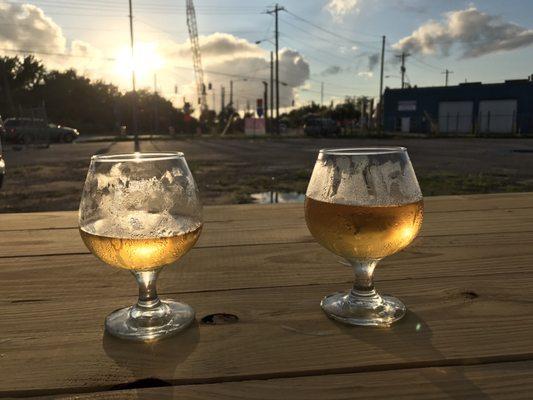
(1, 206, 533, 258)
(27, 361, 533, 400)
(2, 230, 533, 302)
(1, 273, 533, 396)
(0, 192, 531, 232)
(2, 193, 533, 398)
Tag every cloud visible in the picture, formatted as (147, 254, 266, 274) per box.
(0, 1, 65, 53)
(0, 1, 311, 111)
(393, 6, 533, 58)
(0, 1, 104, 75)
(394, 0, 428, 15)
(203, 48, 310, 109)
(320, 65, 343, 76)
(367, 52, 380, 70)
(325, 0, 360, 20)
(169, 33, 263, 61)
(357, 71, 373, 78)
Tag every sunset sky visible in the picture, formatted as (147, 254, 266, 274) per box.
(1, 0, 532, 111)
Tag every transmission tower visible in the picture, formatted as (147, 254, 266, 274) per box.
(186, 0, 207, 110)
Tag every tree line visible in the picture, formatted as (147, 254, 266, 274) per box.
(0, 55, 369, 135)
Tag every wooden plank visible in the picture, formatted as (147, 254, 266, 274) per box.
(3, 230, 533, 301)
(1, 206, 533, 258)
(26, 361, 533, 399)
(1, 273, 533, 395)
(0, 192, 531, 232)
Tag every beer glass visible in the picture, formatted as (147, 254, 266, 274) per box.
(79, 152, 203, 341)
(305, 148, 423, 326)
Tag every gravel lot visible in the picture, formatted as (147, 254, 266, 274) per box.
(1, 136, 533, 212)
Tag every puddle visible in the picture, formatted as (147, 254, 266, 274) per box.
(251, 191, 305, 204)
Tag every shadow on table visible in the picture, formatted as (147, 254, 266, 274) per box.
(102, 322, 199, 400)
(334, 311, 487, 399)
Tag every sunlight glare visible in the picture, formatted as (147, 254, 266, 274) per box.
(115, 42, 164, 84)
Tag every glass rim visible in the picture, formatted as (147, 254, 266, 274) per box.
(319, 147, 407, 156)
(91, 151, 185, 162)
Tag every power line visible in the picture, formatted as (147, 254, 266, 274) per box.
(0, 47, 115, 60)
(279, 18, 371, 64)
(283, 9, 382, 51)
(7, 0, 262, 14)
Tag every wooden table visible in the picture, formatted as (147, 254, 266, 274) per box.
(1, 192, 533, 399)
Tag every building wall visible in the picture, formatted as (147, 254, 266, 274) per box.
(383, 80, 533, 134)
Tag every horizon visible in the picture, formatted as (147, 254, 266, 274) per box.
(1, 0, 532, 111)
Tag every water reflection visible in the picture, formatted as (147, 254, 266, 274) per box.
(251, 191, 305, 204)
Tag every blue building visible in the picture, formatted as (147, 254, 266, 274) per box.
(383, 77, 533, 134)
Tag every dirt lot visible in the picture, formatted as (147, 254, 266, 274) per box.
(2, 136, 533, 212)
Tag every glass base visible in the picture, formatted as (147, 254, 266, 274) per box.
(320, 290, 406, 327)
(105, 300, 195, 341)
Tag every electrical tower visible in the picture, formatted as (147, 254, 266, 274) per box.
(186, 0, 207, 110)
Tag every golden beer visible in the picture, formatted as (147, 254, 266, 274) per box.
(305, 197, 423, 260)
(80, 224, 202, 271)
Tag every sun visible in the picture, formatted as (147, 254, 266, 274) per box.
(114, 42, 164, 86)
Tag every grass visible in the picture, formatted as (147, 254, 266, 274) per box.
(2, 158, 533, 211)
(418, 172, 533, 196)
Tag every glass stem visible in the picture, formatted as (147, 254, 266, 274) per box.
(132, 269, 162, 309)
(349, 260, 379, 297)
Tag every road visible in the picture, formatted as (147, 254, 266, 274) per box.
(1, 136, 533, 212)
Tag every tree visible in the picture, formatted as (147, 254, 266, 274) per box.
(31, 69, 119, 133)
(0, 55, 45, 114)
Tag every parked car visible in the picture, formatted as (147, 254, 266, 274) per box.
(0, 139, 5, 189)
(2, 118, 79, 144)
(303, 118, 340, 137)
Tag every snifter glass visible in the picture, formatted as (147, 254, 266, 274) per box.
(79, 152, 203, 341)
(305, 147, 423, 326)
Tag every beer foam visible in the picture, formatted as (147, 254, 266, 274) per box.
(306, 154, 422, 206)
(82, 211, 202, 239)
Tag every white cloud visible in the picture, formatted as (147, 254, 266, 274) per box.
(393, 6, 533, 58)
(0, 1, 311, 111)
(169, 33, 263, 61)
(326, 0, 361, 20)
(0, 1, 65, 53)
(358, 71, 373, 78)
(0, 1, 104, 74)
(203, 47, 310, 109)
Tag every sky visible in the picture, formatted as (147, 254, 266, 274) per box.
(0, 0, 532, 112)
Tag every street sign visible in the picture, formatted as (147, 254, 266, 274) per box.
(257, 107, 264, 117)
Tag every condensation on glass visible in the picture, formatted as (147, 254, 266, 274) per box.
(305, 147, 423, 327)
(79, 152, 203, 341)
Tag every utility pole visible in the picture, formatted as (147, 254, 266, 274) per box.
(229, 80, 233, 106)
(212, 88, 216, 113)
(128, 0, 139, 151)
(320, 82, 324, 106)
(442, 69, 454, 86)
(267, 4, 285, 135)
(153, 73, 158, 133)
(270, 51, 274, 127)
(220, 85, 225, 111)
(262, 81, 268, 130)
(378, 35, 386, 130)
(396, 52, 410, 89)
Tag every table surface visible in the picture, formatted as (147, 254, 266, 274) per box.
(1, 192, 533, 399)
